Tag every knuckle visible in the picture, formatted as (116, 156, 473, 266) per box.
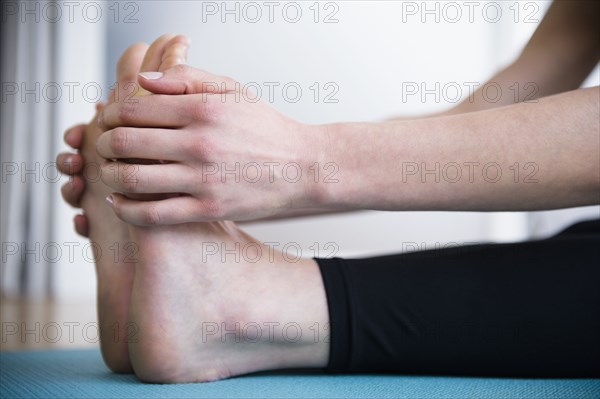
(171, 63, 190, 76)
(142, 205, 162, 225)
(121, 173, 141, 192)
(197, 167, 219, 185)
(186, 135, 213, 160)
(109, 128, 133, 156)
(190, 96, 223, 123)
(199, 198, 223, 219)
(117, 101, 138, 125)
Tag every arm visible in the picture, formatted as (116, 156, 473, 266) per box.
(96, 66, 598, 225)
(276, 0, 600, 219)
(395, 0, 600, 119)
(94, 2, 599, 225)
(322, 87, 599, 212)
(271, 0, 600, 219)
(450, 0, 599, 114)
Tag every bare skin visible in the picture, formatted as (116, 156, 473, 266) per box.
(127, 222, 329, 382)
(59, 36, 330, 383)
(57, 34, 190, 372)
(56, 0, 598, 383)
(91, 1, 599, 225)
(61, 1, 600, 224)
(66, 109, 331, 381)
(94, 72, 599, 224)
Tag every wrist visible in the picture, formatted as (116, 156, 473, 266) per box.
(298, 122, 337, 210)
(301, 121, 362, 211)
(303, 120, 415, 212)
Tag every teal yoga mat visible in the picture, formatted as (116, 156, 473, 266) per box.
(1, 349, 598, 398)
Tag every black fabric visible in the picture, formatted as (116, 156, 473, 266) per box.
(316, 218, 600, 378)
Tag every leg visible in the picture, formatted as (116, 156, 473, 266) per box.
(125, 221, 330, 382)
(125, 218, 599, 381)
(80, 35, 189, 372)
(318, 219, 600, 377)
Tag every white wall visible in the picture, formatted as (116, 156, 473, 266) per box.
(47, 0, 598, 300)
(51, 5, 106, 302)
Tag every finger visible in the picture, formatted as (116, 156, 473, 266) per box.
(100, 94, 197, 129)
(56, 152, 84, 175)
(110, 42, 149, 103)
(100, 162, 193, 194)
(96, 128, 189, 161)
(108, 193, 202, 226)
(61, 175, 86, 208)
(138, 64, 237, 95)
(74, 214, 90, 237)
(136, 34, 190, 96)
(159, 35, 190, 71)
(64, 124, 86, 148)
(135, 34, 177, 97)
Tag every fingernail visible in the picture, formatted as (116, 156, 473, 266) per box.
(106, 195, 114, 207)
(139, 71, 164, 80)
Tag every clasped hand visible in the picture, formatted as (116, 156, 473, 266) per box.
(95, 66, 326, 225)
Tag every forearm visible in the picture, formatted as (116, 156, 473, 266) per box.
(389, 50, 596, 121)
(392, 61, 552, 121)
(314, 87, 599, 212)
(240, 208, 361, 223)
(445, 51, 598, 117)
(399, 0, 599, 119)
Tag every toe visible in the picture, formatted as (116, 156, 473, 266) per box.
(61, 175, 85, 208)
(64, 124, 86, 148)
(57, 152, 84, 175)
(74, 214, 90, 237)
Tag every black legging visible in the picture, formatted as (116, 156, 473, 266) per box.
(316, 218, 600, 378)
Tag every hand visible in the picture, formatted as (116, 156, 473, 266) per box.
(96, 65, 326, 225)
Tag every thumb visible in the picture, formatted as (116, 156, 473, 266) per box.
(137, 65, 237, 95)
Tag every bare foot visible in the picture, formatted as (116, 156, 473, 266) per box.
(79, 44, 145, 371)
(126, 221, 330, 383)
(79, 35, 189, 372)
